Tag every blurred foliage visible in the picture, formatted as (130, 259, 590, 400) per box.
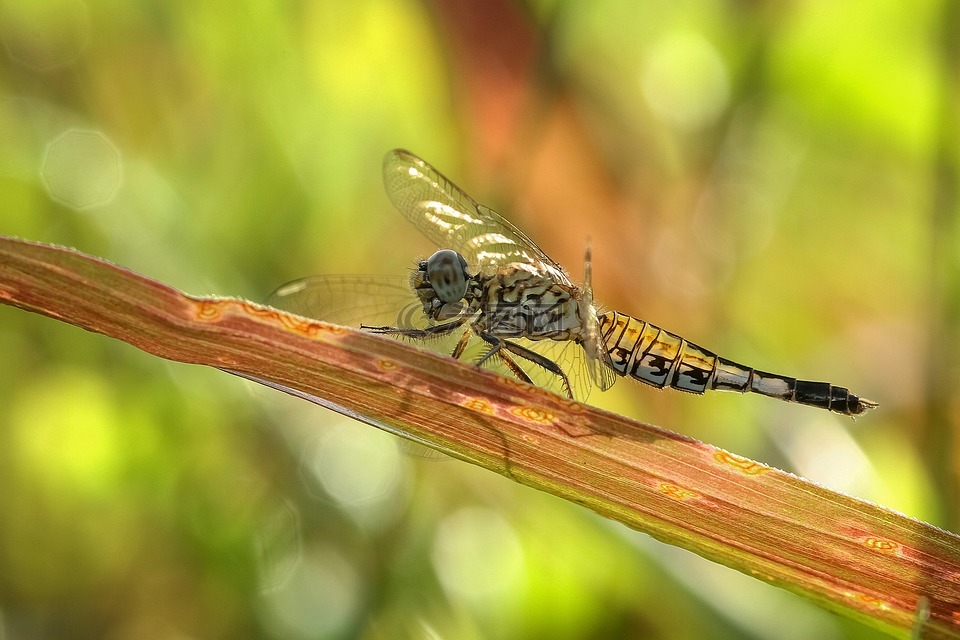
(0, 0, 956, 639)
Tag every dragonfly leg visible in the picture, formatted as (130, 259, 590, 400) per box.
(441, 327, 535, 390)
(450, 327, 473, 359)
(442, 326, 536, 385)
(496, 351, 537, 387)
(477, 333, 575, 398)
(361, 317, 467, 340)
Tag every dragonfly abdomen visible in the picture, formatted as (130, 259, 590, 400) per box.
(597, 311, 876, 416)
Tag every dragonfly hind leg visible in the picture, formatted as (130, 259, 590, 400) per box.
(476, 334, 575, 398)
(446, 328, 545, 392)
(364, 321, 575, 398)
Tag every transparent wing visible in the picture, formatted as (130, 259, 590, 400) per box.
(382, 149, 619, 395)
(382, 149, 571, 284)
(265, 274, 615, 399)
(267, 275, 461, 460)
(590, 350, 619, 392)
(581, 296, 619, 393)
(265, 275, 547, 387)
(266, 274, 489, 374)
(514, 338, 603, 401)
(267, 274, 429, 332)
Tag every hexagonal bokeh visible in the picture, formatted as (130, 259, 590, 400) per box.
(0, 0, 88, 71)
(41, 129, 123, 210)
(254, 499, 303, 593)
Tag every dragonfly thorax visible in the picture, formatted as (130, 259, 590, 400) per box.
(478, 263, 587, 342)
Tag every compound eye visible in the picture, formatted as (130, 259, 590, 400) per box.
(425, 249, 468, 303)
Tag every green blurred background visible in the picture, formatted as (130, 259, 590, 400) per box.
(0, 1, 956, 638)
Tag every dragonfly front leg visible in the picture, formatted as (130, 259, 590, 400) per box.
(361, 316, 468, 340)
(363, 320, 542, 390)
(477, 333, 575, 398)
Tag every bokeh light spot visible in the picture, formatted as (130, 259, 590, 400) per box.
(431, 507, 525, 604)
(259, 547, 360, 640)
(770, 415, 875, 494)
(641, 30, 730, 131)
(301, 422, 403, 506)
(10, 368, 122, 495)
(41, 128, 122, 210)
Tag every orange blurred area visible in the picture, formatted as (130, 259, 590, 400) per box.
(0, 1, 955, 638)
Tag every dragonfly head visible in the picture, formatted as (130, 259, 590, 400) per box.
(412, 249, 470, 322)
(422, 249, 469, 303)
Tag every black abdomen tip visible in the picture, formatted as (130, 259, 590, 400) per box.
(794, 380, 878, 416)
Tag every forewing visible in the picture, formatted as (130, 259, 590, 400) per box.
(268, 152, 616, 404)
(267, 275, 459, 460)
(382, 149, 571, 283)
(267, 275, 469, 355)
(267, 275, 425, 330)
(266, 275, 529, 380)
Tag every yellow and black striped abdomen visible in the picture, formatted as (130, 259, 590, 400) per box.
(597, 311, 876, 416)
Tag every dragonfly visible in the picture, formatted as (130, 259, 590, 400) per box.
(268, 149, 877, 417)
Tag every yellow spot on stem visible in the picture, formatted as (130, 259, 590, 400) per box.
(461, 398, 494, 414)
(195, 301, 220, 320)
(659, 483, 699, 501)
(862, 537, 901, 555)
(510, 406, 555, 424)
(713, 451, 769, 475)
(250, 303, 342, 337)
(501, 377, 528, 392)
(853, 593, 889, 610)
(241, 301, 273, 317)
